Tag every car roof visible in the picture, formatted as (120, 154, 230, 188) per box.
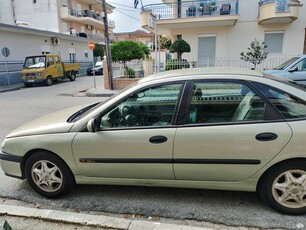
(138, 67, 263, 85)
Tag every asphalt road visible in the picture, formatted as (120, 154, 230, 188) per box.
(0, 75, 305, 230)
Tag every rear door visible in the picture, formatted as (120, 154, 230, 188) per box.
(173, 80, 292, 181)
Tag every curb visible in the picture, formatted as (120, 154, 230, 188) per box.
(0, 84, 24, 93)
(0, 204, 211, 230)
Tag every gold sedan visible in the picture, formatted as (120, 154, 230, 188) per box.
(1, 68, 306, 215)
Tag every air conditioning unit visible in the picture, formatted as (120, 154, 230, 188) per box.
(51, 37, 60, 45)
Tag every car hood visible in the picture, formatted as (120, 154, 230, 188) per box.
(264, 69, 285, 75)
(6, 105, 87, 138)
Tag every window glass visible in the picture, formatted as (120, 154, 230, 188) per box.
(54, 56, 60, 64)
(100, 83, 183, 128)
(48, 57, 54, 66)
(188, 82, 267, 124)
(294, 59, 306, 71)
(253, 82, 306, 119)
(264, 32, 284, 53)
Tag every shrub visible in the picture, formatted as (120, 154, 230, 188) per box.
(165, 59, 190, 71)
(124, 67, 136, 78)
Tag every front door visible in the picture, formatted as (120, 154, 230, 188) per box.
(173, 81, 292, 181)
(72, 83, 184, 179)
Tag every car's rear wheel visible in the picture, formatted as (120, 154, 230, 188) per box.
(25, 151, 74, 197)
(259, 160, 306, 215)
(69, 71, 76, 81)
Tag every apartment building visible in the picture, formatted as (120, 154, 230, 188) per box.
(0, 0, 115, 40)
(141, 0, 306, 68)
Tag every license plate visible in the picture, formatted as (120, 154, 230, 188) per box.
(27, 80, 35, 82)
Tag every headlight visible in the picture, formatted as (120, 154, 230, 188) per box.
(36, 72, 42, 76)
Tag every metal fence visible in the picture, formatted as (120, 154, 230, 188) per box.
(112, 60, 144, 78)
(0, 60, 91, 87)
(164, 55, 297, 71)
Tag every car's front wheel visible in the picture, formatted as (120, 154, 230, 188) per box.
(259, 160, 306, 215)
(25, 151, 74, 197)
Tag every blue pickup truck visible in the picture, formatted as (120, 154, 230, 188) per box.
(264, 55, 306, 85)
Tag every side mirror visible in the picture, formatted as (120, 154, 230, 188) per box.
(87, 118, 97, 133)
(288, 66, 298, 72)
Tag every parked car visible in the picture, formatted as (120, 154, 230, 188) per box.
(264, 55, 306, 85)
(21, 54, 80, 87)
(2, 68, 306, 215)
(87, 61, 103, 75)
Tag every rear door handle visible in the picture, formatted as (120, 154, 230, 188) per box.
(256, 132, 278, 141)
(149, 135, 168, 144)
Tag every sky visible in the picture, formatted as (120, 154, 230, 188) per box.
(107, 0, 161, 33)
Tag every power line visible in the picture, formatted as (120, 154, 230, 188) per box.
(115, 9, 140, 21)
(107, 1, 136, 9)
(114, 7, 139, 12)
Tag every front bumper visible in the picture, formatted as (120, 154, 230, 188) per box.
(0, 151, 24, 179)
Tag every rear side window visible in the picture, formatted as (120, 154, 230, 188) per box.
(253, 82, 306, 119)
(187, 82, 268, 124)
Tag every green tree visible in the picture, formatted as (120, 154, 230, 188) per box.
(163, 39, 172, 50)
(169, 39, 191, 60)
(111, 41, 146, 77)
(93, 44, 105, 59)
(138, 42, 150, 59)
(240, 39, 268, 69)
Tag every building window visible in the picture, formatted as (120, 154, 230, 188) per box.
(33, 0, 37, 3)
(177, 35, 182, 39)
(264, 31, 284, 53)
(84, 49, 88, 58)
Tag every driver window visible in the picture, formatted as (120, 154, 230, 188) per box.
(295, 59, 306, 71)
(48, 56, 54, 66)
(100, 83, 183, 128)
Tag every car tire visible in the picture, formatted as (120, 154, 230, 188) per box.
(25, 151, 75, 197)
(259, 160, 306, 215)
(69, 71, 76, 81)
(45, 76, 53, 86)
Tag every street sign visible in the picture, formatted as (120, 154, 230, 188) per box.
(2, 47, 10, 57)
(88, 41, 96, 50)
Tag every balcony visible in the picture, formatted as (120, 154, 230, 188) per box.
(60, 6, 104, 29)
(257, 0, 298, 24)
(141, 0, 239, 33)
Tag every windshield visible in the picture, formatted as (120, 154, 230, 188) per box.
(24, 56, 46, 69)
(274, 57, 299, 70)
(95, 61, 102, 67)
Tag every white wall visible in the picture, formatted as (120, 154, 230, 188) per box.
(13, 0, 60, 32)
(0, 29, 91, 62)
(0, 0, 15, 25)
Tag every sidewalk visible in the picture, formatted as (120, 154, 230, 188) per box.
(0, 204, 212, 230)
(0, 83, 24, 93)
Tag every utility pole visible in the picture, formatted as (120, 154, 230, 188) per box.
(102, 0, 113, 90)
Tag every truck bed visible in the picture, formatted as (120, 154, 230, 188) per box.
(63, 63, 80, 72)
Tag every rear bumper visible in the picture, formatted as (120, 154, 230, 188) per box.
(0, 151, 24, 179)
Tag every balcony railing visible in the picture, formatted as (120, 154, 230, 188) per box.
(258, 0, 290, 13)
(142, 0, 239, 20)
(67, 8, 104, 21)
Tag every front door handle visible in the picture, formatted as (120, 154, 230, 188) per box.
(149, 135, 168, 144)
(256, 132, 278, 141)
